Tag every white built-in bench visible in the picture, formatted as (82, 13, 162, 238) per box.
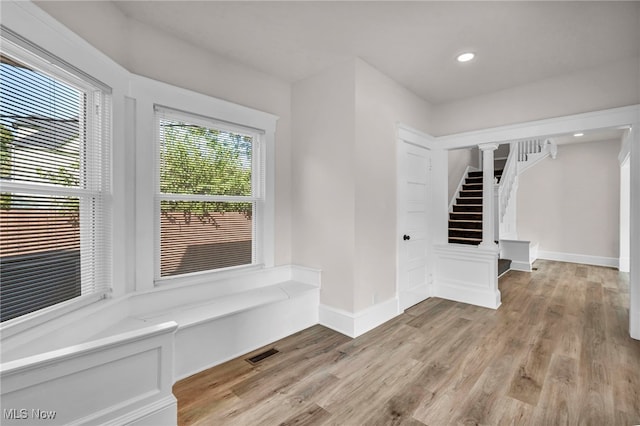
(1, 265, 321, 425)
(124, 265, 321, 379)
(140, 281, 317, 329)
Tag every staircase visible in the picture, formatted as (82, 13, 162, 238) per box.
(448, 168, 503, 245)
(499, 137, 557, 239)
(447, 138, 556, 274)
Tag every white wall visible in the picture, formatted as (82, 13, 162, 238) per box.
(517, 139, 621, 260)
(353, 58, 432, 311)
(292, 58, 432, 313)
(433, 58, 640, 135)
(291, 59, 357, 312)
(35, 1, 294, 266)
(34, 1, 131, 67)
(38, 0, 437, 318)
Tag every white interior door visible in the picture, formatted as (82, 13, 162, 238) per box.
(397, 140, 431, 311)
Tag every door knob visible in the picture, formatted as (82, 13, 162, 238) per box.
(403, 234, 411, 241)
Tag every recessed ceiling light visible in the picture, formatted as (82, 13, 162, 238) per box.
(573, 133, 584, 137)
(456, 52, 475, 63)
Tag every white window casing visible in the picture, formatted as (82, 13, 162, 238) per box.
(154, 105, 265, 281)
(129, 75, 277, 291)
(0, 2, 278, 332)
(0, 28, 112, 323)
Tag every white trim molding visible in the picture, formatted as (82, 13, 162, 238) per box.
(628, 124, 640, 340)
(129, 75, 278, 292)
(397, 122, 437, 149)
(319, 298, 400, 339)
(436, 105, 640, 150)
(537, 250, 619, 269)
(619, 153, 631, 273)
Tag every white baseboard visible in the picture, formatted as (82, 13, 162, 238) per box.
(433, 281, 501, 310)
(510, 260, 532, 272)
(319, 297, 400, 338)
(107, 396, 177, 426)
(319, 304, 355, 337)
(537, 250, 618, 268)
(619, 256, 630, 273)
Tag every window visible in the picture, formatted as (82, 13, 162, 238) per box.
(0, 33, 110, 322)
(155, 107, 263, 279)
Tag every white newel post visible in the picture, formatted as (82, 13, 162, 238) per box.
(494, 184, 500, 242)
(479, 143, 498, 248)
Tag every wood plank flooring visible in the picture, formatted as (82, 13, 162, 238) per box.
(173, 260, 640, 425)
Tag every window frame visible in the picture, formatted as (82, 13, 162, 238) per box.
(0, 2, 277, 336)
(0, 31, 112, 324)
(129, 74, 277, 291)
(153, 106, 266, 281)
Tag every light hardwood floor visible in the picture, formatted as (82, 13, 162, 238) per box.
(174, 260, 640, 425)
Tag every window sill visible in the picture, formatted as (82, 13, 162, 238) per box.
(0, 293, 109, 340)
(152, 263, 266, 290)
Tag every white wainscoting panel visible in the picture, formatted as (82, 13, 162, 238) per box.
(173, 288, 319, 380)
(500, 239, 538, 272)
(0, 322, 178, 426)
(433, 244, 501, 309)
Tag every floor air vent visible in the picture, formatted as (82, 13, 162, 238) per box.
(246, 348, 279, 364)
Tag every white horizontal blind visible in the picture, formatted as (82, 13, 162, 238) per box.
(155, 106, 262, 279)
(0, 36, 110, 322)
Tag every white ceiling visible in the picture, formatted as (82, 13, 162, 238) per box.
(112, 1, 640, 104)
(552, 127, 626, 146)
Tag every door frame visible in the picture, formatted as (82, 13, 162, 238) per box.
(435, 105, 640, 340)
